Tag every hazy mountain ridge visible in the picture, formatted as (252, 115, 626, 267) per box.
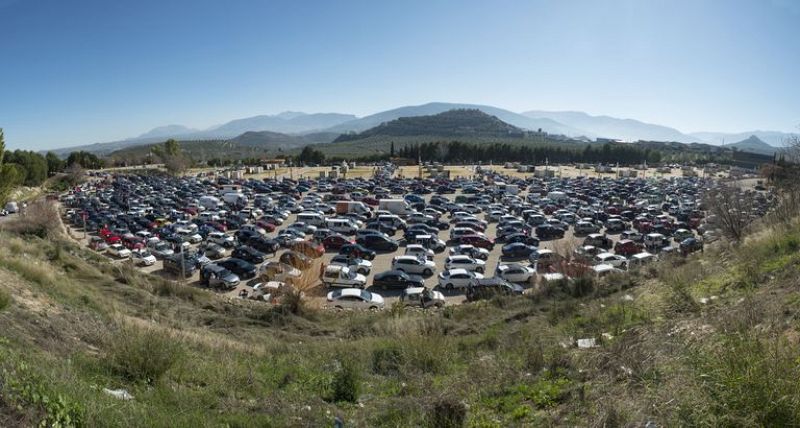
(46, 103, 795, 156)
(323, 102, 584, 136)
(523, 110, 695, 143)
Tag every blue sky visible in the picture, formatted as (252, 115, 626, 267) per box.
(1, 0, 798, 150)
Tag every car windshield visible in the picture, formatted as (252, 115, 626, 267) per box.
(360, 290, 372, 300)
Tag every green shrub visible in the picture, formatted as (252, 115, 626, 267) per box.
(427, 397, 467, 428)
(692, 333, 800, 426)
(570, 276, 595, 297)
(371, 343, 405, 376)
(105, 324, 183, 384)
(330, 356, 361, 403)
(0, 288, 10, 311)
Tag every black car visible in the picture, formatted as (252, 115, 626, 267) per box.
(466, 277, 524, 301)
(372, 270, 424, 290)
(356, 234, 399, 252)
(535, 224, 566, 240)
(218, 258, 257, 279)
(247, 236, 280, 254)
(504, 233, 539, 246)
(232, 246, 267, 264)
(339, 244, 376, 261)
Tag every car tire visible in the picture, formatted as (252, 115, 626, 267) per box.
(476, 267, 484, 273)
(423, 269, 432, 276)
(446, 283, 454, 290)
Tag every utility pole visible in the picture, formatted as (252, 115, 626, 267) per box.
(180, 243, 186, 283)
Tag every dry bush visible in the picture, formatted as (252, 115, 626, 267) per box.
(1, 200, 62, 238)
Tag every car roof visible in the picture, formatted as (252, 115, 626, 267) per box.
(445, 268, 470, 275)
(338, 288, 366, 297)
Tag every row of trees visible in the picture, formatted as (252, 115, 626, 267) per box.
(394, 141, 662, 165)
(0, 128, 103, 203)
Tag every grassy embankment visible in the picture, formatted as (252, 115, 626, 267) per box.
(1, 209, 800, 426)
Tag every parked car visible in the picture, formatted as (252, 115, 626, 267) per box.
(449, 244, 489, 261)
(495, 263, 536, 283)
(321, 265, 368, 289)
(131, 249, 156, 266)
(501, 242, 538, 259)
(356, 234, 399, 252)
(232, 246, 267, 264)
(593, 252, 628, 268)
(437, 269, 484, 289)
(218, 258, 257, 279)
(391, 255, 436, 276)
(372, 270, 425, 290)
(444, 255, 486, 273)
(200, 263, 240, 289)
(107, 243, 131, 259)
(466, 277, 524, 301)
(322, 234, 353, 250)
(326, 288, 385, 310)
(279, 251, 313, 270)
(400, 287, 445, 308)
(330, 254, 372, 275)
(339, 244, 376, 261)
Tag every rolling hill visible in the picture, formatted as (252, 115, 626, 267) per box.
(333, 109, 527, 142)
(321, 102, 584, 136)
(690, 130, 795, 147)
(727, 135, 779, 156)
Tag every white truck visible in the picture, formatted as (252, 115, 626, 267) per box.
(222, 192, 248, 206)
(335, 201, 371, 217)
(378, 199, 413, 215)
(199, 196, 222, 210)
(321, 265, 368, 289)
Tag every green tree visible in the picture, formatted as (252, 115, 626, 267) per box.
(152, 139, 188, 176)
(298, 146, 325, 165)
(66, 151, 103, 169)
(45, 152, 65, 175)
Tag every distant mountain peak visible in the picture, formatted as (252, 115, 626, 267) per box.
(137, 124, 196, 139)
(274, 111, 307, 120)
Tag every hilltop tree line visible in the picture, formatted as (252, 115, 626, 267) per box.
(0, 128, 104, 203)
(394, 141, 662, 165)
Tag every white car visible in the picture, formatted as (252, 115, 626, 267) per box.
(132, 249, 156, 266)
(322, 265, 368, 289)
(444, 255, 486, 273)
(405, 244, 434, 260)
(495, 263, 536, 283)
(329, 255, 372, 275)
(400, 287, 446, 308)
(177, 228, 203, 244)
(207, 231, 235, 248)
(594, 252, 628, 268)
(327, 288, 385, 310)
(437, 269, 484, 289)
(392, 256, 436, 276)
(107, 244, 131, 259)
(449, 244, 489, 261)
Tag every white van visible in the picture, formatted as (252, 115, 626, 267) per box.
(297, 212, 326, 227)
(326, 218, 357, 235)
(644, 233, 667, 249)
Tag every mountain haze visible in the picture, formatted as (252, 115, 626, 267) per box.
(689, 130, 796, 147)
(726, 135, 779, 156)
(523, 110, 697, 143)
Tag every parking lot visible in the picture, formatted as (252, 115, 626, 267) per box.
(58, 163, 770, 310)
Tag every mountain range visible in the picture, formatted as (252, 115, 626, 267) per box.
(49, 102, 797, 156)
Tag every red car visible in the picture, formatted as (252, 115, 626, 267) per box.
(322, 234, 353, 251)
(207, 221, 227, 232)
(460, 234, 495, 250)
(122, 236, 145, 250)
(256, 220, 276, 233)
(104, 234, 121, 245)
(363, 197, 379, 206)
(614, 239, 643, 257)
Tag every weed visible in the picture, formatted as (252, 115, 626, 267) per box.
(104, 324, 183, 384)
(427, 397, 467, 428)
(329, 355, 361, 403)
(0, 288, 10, 311)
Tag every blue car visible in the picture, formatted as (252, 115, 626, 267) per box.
(501, 242, 538, 259)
